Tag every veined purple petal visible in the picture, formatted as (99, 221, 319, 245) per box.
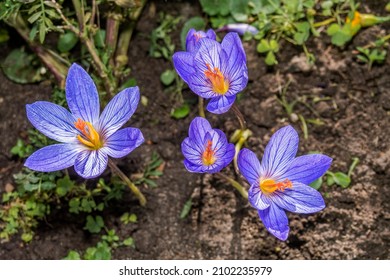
(186, 29, 217, 53)
(65, 64, 100, 124)
(221, 32, 246, 64)
(188, 117, 212, 149)
(206, 95, 236, 114)
(25, 143, 81, 172)
(172, 51, 196, 84)
(74, 149, 108, 179)
(98, 87, 140, 138)
(223, 143, 235, 166)
(181, 137, 203, 166)
(209, 129, 227, 157)
(100, 127, 144, 158)
(183, 159, 205, 173)
(206, 29, 217, 40)
(281, 154, 332, 185)
(26, 101, 78, 143)
(261, 125, 299, 179)
(238, 148, 261, 186)
(194, 38, 225, 73)
(272, 182, 326, 214)
(248, 183, 271, 210)
(258, 204, 289, 241)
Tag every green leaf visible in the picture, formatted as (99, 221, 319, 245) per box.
(56, 176, 74, 196)
(256, 39, 270, 53)
(230, 0, 250, 22)
(309, 177, 323, 190)
(265, 51, 277, 65)
(84, 242, 111, 260)
(171, 104, 190, 119)
(63, 250, 81, 260)
(327, 23, 341, 36)
(160, 69, 176, 86)
(1, 48, 44, 84)
(39, 21, 46, 44)
(28, 12, 42, 24)
(21, 232, 33, 242)
(94, 29, 106, 48)
(57, 32, 78, 53)
(122, 237, 135, 247)
(200, 0, 230, 16)
(331, 31, 352, 47)
(269, 39, 279, 52)
(333, 172, 351, 188)
(84, 215, 104, 234)
(180, 198, 192, 219)
(180, 17, 206, 50)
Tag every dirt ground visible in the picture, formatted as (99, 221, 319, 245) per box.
(0, 0, 389, 259)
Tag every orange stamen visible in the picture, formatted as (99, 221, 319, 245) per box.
(260, 178, 292, 194)
(202, 140, 216, 166)
(204, 63, 229, 94)
(74, 118, 102, 149)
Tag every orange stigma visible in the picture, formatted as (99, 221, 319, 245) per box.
(346, 11, 361, 28)
(204, 63, 229, 94)
(202, 140, 216, 166)
(74, 118, 102, 149)
(194, 33, 202, 42)
(260, 178, 292, 194)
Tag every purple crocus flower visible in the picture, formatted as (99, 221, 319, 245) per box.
(237, 126, 332, 241)
(173, 32, 248, 114)
(25, 63, 144, 179)
(216, 23, 259, 35)
(181, 117, 235, 173)
(185, 28, 216, 53)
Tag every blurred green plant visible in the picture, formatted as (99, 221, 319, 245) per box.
(63, 228, 134, 260)
(200, 0, 389, 65)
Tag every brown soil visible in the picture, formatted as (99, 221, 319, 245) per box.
(0, 0, 389, 259)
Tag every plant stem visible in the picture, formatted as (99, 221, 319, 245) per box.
(108, 160, 146, 207)
(5, 14, 68, 86)
(215, 173, 248, 199)
(198, 96, 205, 118)
(106, 12, 122, 68)
(233, 129, 252, 174)
(231, 103, 246, 131)
(72, 0, 85, 32)
(313, 18, 336, 28)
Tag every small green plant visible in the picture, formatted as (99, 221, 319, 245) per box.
(355, 34, 389, 69)
(310, 157, 359, 189)
(132, 152, 164, 188)
(63, 228, 134, 260)
(120, 212, 137, 224)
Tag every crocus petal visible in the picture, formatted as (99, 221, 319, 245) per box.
(26, 101, 78, 143)
(172, 51, 196, 84)
(181, 137, 202, 165)
(281, 154, 332, 185)
(25, 144, 81, 172)
(100, 127, 144, 158)
(223, 143, 235, 166)
(188, 117, 212, 149)
(258, 204, 289, 241)
(98, 87, 140, 138)
(206, 95, 236, 114)
(272, 182, 326, 214)
(248, 183, 271, 210)
(261, 125, 299, 179)
(206, 29, 217, 40)
(74, 150, 108, 179)
(238, 148, 261, 185)
(183, 159, 205, 173)
(65, 64, 100, 124)
(188, 38, 229, 98)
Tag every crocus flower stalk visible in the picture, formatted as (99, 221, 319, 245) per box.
(238, 126, 332, 240)
(25, 63, 146, 205)
(182, 117, 248, 198)
(173, 32, 248, 114)
(216, 23, 259, 35)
